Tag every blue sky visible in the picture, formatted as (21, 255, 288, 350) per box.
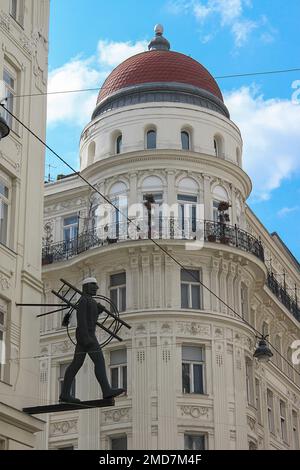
(45, 0, 300, 259)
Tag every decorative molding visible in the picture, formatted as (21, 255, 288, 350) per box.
(50, 420, 78, 436)
(180, 405, 210, 419)
(51, 340, 74, 355)
(177, 322, 211, 337)
(103, 407, 131, 424)
(0, 273, 10, 290)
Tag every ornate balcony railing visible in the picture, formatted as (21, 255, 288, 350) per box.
(42, 218, 264, 264)
(266, 272, 300, 322)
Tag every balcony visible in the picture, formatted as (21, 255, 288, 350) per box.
(42, 218, 264, 265)
(266, 272, 300, 322)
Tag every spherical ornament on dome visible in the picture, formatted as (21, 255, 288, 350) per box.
(154, 24, 164, 35)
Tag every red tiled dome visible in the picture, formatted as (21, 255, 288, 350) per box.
(97, 50, 223, 104)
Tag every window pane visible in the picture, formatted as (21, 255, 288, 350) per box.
(147, 130, 156, 149)
(193, 364, 204, 394)
(111, 367, 119, 388)
(120, 286, 126, 312)
(177, 194, 197, 203)
(116, 135, 122, 154)
(182, 363, 190, 393)
(111, 436, 127, 450)
(0, 201, 8, 245)
(182, 346, 204, 362)
(64, 216, 78, 226)
(181, 131, 189, 150)
(110, 349, 127, 365)
(110, 272, 126, 287)
(0, 182, 9, 199)
(122, 365, 127, 390)
(181, 269, 199, 282)
(110, 288, 118, 309)
(184, 435, 205, 450)
(181, 283, 189, 308)
(191, 285, 200, 309)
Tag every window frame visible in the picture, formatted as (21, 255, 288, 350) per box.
(109, 272, 126, 313)
(279, 399, 288, 443)
(245, 357, 255, 406)
(10, 0, 24, 27)
(292, 410, 299, 449)
(110, 434, 127, 450)
(184, 433, 207, 450)
(146, 129, 157, 150)
(182, 345, 205, 395)
(0, 174, 11, 247)
(109, 348, 127, 391)
(0, 302, 7, 382)
(58, 362, 76, 398)
(63, 214, 79, 243)
(267, 388, 275, 434)
(116, 134, 122, 154)
(180, 269, 202, 310)
(255, 378, 262, 424)
(181, 130, 190, 150)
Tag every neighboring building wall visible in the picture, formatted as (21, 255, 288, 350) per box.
(0, 0, 49, 448)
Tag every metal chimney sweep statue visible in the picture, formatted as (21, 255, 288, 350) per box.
(17, 278, 131, 413)
(60, 277, 126, 403)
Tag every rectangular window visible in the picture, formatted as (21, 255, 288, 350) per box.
(10, 0, 24, 26)
(177, 194, 197, 237)
(292, 410, 299, 449)
(0, 300, 7, 381)
(59, 363, 75, 397)
(109, 349, 127, 390)
(182, 346, 205, 394)
(3, 62, 17, 131)
(0, 177, 10, 246)
(267, 389, 275, 434)
(109, 272, 126, 312)
(184, 434, 206, 450)
(110, 435, 127, 450)
(255, 378, 262, 424)
(245, 358, 254, 406)
(63, 215, 78, 242)
(181, 269, 202, 309)
(280, 400, 287, 442)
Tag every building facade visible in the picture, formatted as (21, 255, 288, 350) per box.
(0, 0, 49, 449)
(40, 27, 300, 450)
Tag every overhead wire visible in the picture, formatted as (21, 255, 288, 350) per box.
(1, 102, 300, 380)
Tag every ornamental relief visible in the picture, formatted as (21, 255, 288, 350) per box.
(177, 322, 211, 337)
(180, 405, 211, 420)
(103, 407, 131, 424)
(50, 420, 78, 436)
(0, 273, 10, 290)
(247, 416, 256, 431)
(51, 340, 73, 355)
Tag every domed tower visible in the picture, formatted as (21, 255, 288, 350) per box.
(41, 27, 300, 451)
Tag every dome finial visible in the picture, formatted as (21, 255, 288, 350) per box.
(148, 24, 170, 51)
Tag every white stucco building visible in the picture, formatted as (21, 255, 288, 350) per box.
(0, 0, 49, 449)
(40, 26, 300, 450)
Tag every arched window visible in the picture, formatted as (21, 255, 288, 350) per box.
(181, 131, 190, 150)
(214, 135, 223, 158)
(177, 177, 199, 237)
(116, 134, 122, 154)
(146, 129, 156, 149)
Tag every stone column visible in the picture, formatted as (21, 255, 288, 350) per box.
(203, 175, 211, 221)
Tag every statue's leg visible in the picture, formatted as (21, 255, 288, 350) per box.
(87, 341, 111, 396)
(60, 344, 86, 401)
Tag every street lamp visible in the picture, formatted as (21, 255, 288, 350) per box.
(253, 335, 273, 362)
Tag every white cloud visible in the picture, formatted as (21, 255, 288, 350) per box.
(224, 87, 300, 200)
(167, 0, 274, 47)
(277, 206, 299, 217)
(47, 40, 147, 127)
(98, 40, 147, 67)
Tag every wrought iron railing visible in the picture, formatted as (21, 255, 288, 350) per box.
(42, 218, 264, 264)
(266, 272, 300, 322)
